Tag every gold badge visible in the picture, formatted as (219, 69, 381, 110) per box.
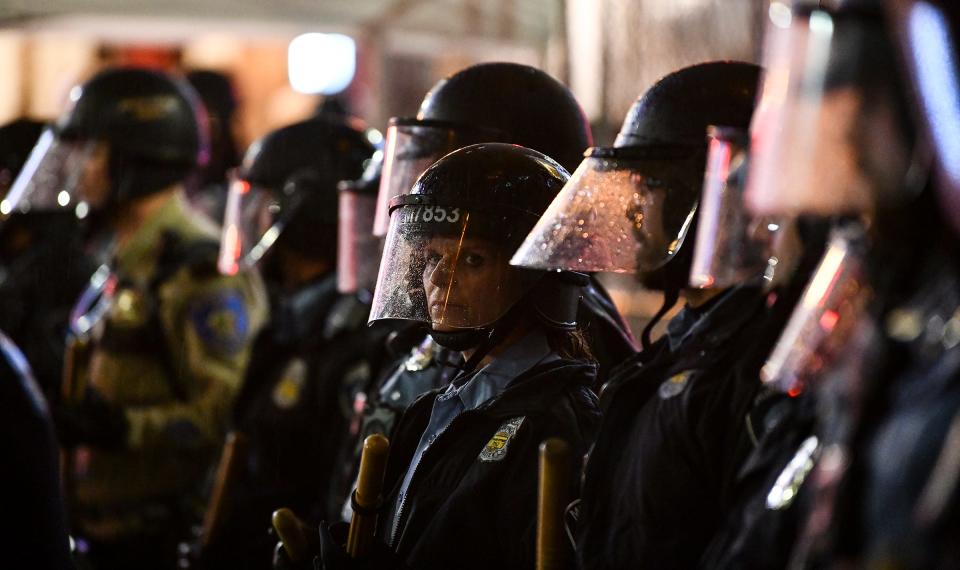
(110, 287, 148, 327)
(272, 359, 307, 409)
(479, 417, 525, 462)
(658, 370, 694, 399)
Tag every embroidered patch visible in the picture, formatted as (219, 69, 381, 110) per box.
(190, 291, 249, 355)
(658, 370, 694, 400)
(767, 435, 820, 510)
(479, 417, 525, 462)
(272, 359, 307, 409)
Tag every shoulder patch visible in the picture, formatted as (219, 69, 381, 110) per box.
(190, 291, 249, 355)
(658, 370, 695, 400)
(479, 416, 525, 462)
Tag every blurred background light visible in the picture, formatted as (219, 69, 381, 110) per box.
(288, 33, 356, 95)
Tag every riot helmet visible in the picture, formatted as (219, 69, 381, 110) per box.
(3, 67, 208, 222)
(512, 61, 761, 290)
(186, 69, 240, 188)
(688, 127, 784, 289)
(745, 1, 923, 218)
(373, 62, 592, 236)
(884, 0, 960, 235)
(217, 116, 374, 276)
(0, 119, 44, 196)
(369, 143, 584, 351)
(337, 150, 383, 294)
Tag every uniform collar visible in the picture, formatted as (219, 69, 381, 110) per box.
(444, 328, 557, 411)
(114, 189, 194, 282)
(666, 281, 765, 353)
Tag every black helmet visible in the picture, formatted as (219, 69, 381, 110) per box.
(218, 116, 374, 274)
(337, 151, 383, 294)
(186, 69, 240, 187)
(373, 62, 592, 236)
(3, 67, 207, 221)
(0, 119, 44, 194)
(369, 143, 584, 343)
(513, 61, 761, 288)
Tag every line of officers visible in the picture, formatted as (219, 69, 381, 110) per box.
(2, 0, 959, 568)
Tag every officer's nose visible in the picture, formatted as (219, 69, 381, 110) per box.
(427, 254, 456, 288)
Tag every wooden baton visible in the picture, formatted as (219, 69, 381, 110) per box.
(346, 433, 390, 559)
(272, 507, 311, 563)
(201, 431, 249, 548)
(537, 438, 572, 570)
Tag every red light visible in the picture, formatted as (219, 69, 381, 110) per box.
(819, 309, 840, 332)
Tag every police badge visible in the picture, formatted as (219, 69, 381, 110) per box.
(479, 416, 525, 462)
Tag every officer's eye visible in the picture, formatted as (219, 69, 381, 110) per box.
(462, 252, 485, 268)
(423, 248, 442, 268)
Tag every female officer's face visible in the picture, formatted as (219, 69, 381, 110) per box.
(422, 234, 525, 331)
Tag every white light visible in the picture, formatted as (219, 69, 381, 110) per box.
(0, 200, 10, 215)
(767, 222, 780, 231)
(909, 3, 960, 185)
(769, 2, 792, 29)
(57, 190, 71, 207)
(69, 86, 83, 103)
(288, 33, 357, 95)
(366, 129, 384, 147)
(75, 201, 89, 219)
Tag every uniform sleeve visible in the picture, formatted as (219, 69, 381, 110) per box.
(124, 267, 268, 450)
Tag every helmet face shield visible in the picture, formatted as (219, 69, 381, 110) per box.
(760, 226, 871, 395)
(2, 130, 108, 221)
(747, 8, 912, 217)
(337, 189, 381, 294)
(369, 198, 533, 329)
(217, 172, 286, 275)
(689, 128, 781, 289)
(373, 119, 501, 237)
(510, 149, 700, 274)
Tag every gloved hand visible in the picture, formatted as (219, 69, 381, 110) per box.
(54, 387, 129, 449)
(317, 521, 399, 570)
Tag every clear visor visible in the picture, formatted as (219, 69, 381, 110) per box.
(369, 201, 534, 329)
(510, 152, 699, 274)
(760, 226, 871, 395)
(373, 120, 499, 237)
(217, 172, 284, 275)
(1, 130, 106, 221)
(337, 190, 381, 294)
(746, 9, 905, 217)
(689, 129, 782, 289)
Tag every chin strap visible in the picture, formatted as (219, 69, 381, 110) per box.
(640, 287, 680, 351)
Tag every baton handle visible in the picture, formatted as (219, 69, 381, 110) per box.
(201, 431, 249, 547)
(537, 438, 572, 570)
(272, 507, 310, 563)
(346, 434, 390, 559)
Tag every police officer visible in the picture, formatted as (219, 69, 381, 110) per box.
(5, 67, 268, 569)
(735, 1, 960, 567)
(512, 61, 779, 568)
(373, 62, 637, 384)
(201, 115, 375, 568)
(312, 143, 602, 569)
(0, 330, 73, 569)
(329, 153, 462, 523)
(0, 118, 96, 399)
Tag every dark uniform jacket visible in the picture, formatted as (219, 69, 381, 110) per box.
(0, 331, 73, 569)
(208, 278, 392, 567)
(577, 285, 768, 570)
(379, 346, 601, 569)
